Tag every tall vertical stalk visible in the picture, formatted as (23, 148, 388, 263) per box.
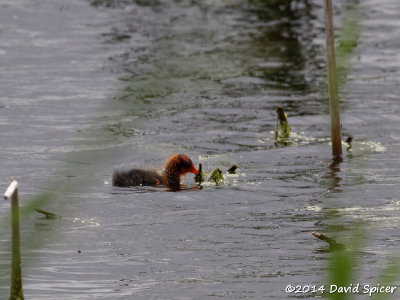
(324, 0, 343, 160)
(4, 180, 24, 300)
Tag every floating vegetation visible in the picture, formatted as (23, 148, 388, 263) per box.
(209, 168, 224, 185)
(193, 163, 239, 186)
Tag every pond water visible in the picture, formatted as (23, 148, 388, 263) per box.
(1, 0, 400, 299)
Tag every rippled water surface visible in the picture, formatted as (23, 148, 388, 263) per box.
(1, 0, 400, 299)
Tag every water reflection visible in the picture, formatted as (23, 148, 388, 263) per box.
(90, 0, 161, 8)
(91, 0, 326, 131)
(246, 0, 322, 93)
(111, 183, 201, 193)
(326, 159, 342, 192)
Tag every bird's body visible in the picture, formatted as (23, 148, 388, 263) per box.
(112, 168, 162, 187)
(112, 154, 198, 188)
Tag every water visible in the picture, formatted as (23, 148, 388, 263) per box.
(0, 0, 400, 299)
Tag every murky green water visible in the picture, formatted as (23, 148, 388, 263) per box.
(1, 0, 399, 299)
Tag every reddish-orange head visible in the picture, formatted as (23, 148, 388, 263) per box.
(165, 154, 198, 176)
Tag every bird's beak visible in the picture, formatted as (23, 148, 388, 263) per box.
(189, 165, 199, 174)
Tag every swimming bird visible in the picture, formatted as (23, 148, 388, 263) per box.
(112, 154, 198, 188)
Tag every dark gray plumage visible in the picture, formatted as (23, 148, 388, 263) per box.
(112, 169, 161, 187)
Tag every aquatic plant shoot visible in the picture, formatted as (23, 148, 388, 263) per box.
(275, 106, 291, 141)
